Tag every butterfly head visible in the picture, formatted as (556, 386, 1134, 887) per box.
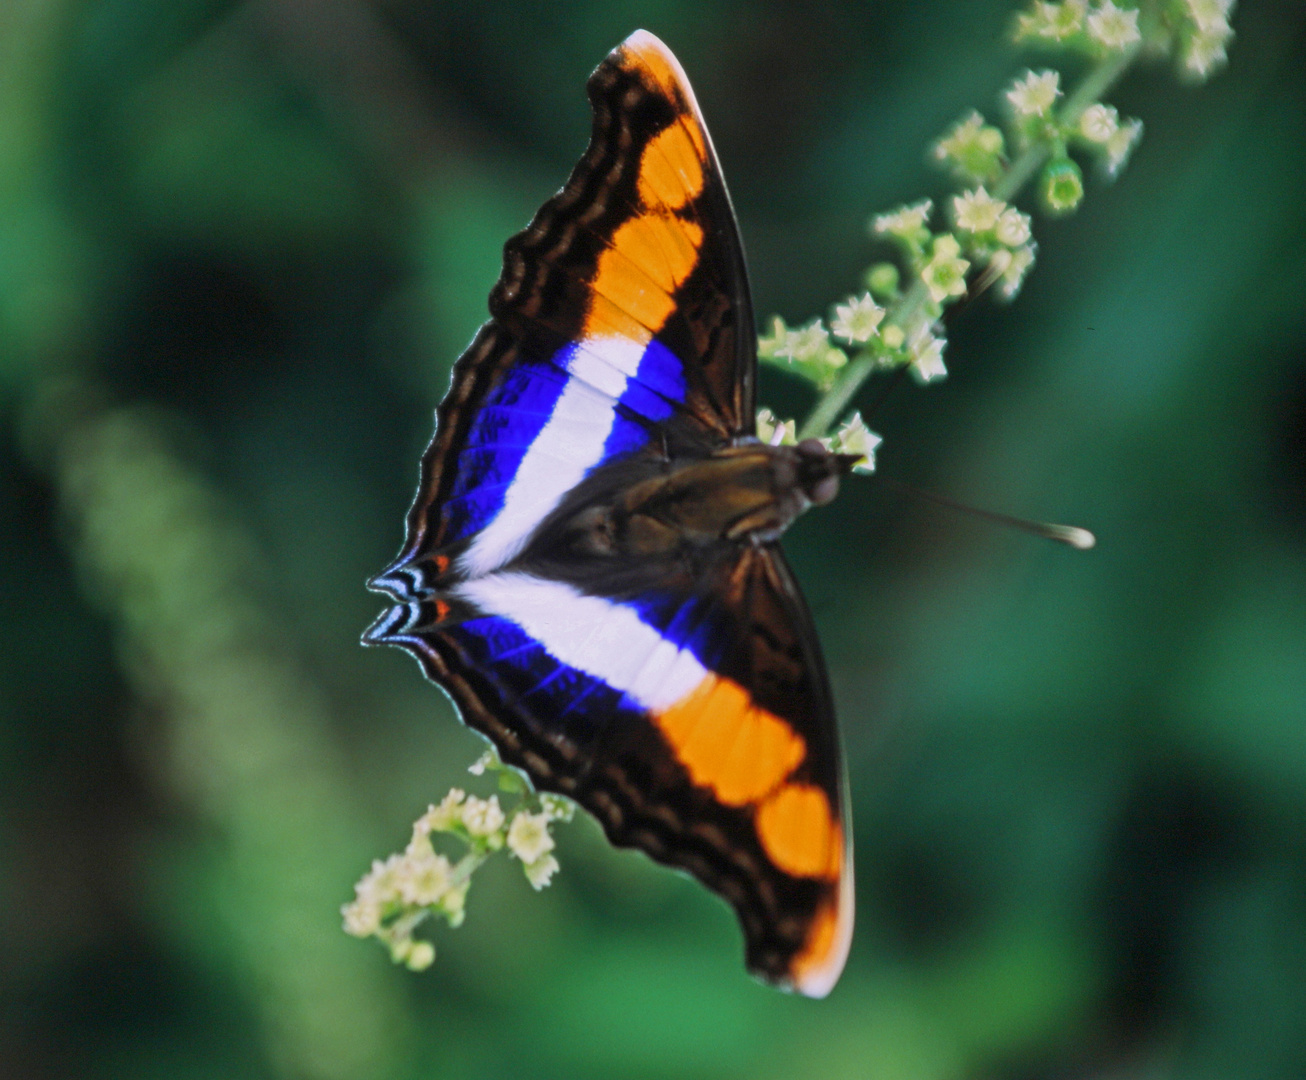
(790, 437, 859, 508)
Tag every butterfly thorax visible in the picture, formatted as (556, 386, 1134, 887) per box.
(557, 438, 856, 559)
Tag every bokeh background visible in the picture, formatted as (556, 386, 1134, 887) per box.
(3, 1, 1305, 1077)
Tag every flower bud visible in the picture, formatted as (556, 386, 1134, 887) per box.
(865, 263, 899, 300)
(1040, 158, 1084, 214)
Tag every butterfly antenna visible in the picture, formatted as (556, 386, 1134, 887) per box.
(879, 475, 1095, 549)
(861, 362, 911, 425)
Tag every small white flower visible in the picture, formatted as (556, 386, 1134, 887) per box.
(909, 329, 948, 384)
(1016, 0, 1088, 41)
(460, 794, 506, 841)
(341, 897, 382, 937)
(405, 828, 436, 861)
(398, 850, 454, 906)
(920, 234, 970, 304)
(1184, 0, 1233, 34)
(1013, 6, 1042, 41)
(832, 412, 883, 475)
(872, 199, 933, 238)
(415, 789, 466, 834)
(953, 187, 1006, 233)
(362, 854, 405, 900)
(1103, 116, 1143, 177)
(998, 244, 1037, 299)
(1183, 26, 1232, 78)
(995, 207, 1032, 247)
(1014, 2, 1052, 41)
(776, 319, 831, 362)
(539, 794, 575, 822)
(507, 810, 556, 865)
(1052, 0, 1090, 37)
(467, 750, 495, 775)
(932, 111, 1004, 177)
(830, 293, 885, 343)
(523, 854, 560, 890)
(756, 315, 789, 357)
(933, 111, 984, 161)
(1078, 102, 1120, 144)
(1086, 2, 1141, 50)
(1006, 70, 1061, 118)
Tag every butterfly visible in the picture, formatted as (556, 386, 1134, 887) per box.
(366, 30, 855, 997)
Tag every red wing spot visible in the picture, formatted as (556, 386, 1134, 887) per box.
(435, 599, 451, 623)
(435, 554, 450, 575)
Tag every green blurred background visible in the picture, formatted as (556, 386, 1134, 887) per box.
(3, 1, 1305, 1077)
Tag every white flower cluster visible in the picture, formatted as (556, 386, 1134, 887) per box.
(758, 214, 966, 431)
(872, 199, 979, 313)
(1076, 104, 1144, 177)
(947, 188, 1037, 299)
(755, 409, 883, 475)
(342, 760, 576, 970)
(872, 199, 933, 240)
(753, 0, 1236, 493)
(760, 279, 927, 395)
(757, 316, 848, 390)
(1015, 0, 1088, 43)
(1181, 0, 1236, 78)
(341, 796, 471, 970)
(1013, 1, 1140, 52)
(932, 111, 1006, 183)
(1014, 0, 1235, 81)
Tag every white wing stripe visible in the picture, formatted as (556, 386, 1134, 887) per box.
(453, 572, 707, 711)
(457, 334, 647, 578)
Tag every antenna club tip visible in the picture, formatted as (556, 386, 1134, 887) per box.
(1050, 525, 1096, 550)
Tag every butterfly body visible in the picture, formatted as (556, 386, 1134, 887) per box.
(544, 437, 853, 558)
(368, 30, 854, 996)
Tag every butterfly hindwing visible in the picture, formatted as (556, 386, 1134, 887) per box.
(370, 541, 851, 994)
(367, 31, 852, 996)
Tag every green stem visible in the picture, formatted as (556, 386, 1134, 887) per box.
(796, 43, 1140, 441)
(799, 356, 876, 441)
(450, 849, 488, 887)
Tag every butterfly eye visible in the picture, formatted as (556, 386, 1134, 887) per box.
(809, 474, 841, 507)
(796, 438, 829, 458)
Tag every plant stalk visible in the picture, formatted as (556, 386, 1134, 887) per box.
(797, 43, 1140, 441)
